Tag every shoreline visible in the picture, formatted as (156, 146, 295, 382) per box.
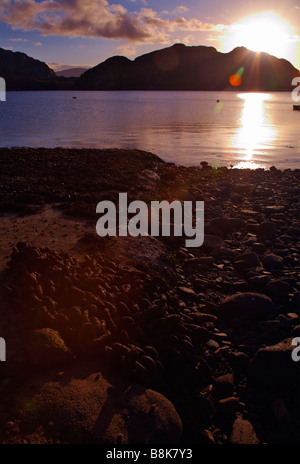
(0, 147, 299, 444)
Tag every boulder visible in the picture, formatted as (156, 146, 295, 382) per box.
(262, 253, 284, 270)
(230, 418, 260, 444)
(248, 338, 299, 388)
(265, 280, 291, 302)
(27, 328, 74, 367)
(17, 368, 182, 444)
(219, 292, 274, 321)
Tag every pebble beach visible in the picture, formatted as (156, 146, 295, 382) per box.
(0, 147, 299, 444)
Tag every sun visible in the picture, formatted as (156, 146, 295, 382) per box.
(223, 12, 294, 60)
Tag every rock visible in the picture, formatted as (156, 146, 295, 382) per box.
(177, 286, 196, 298)
(212, 373, 234, 398)
(219, 293, 274, 321)
(248, 275, 271, 288)
(257, 222, 277, 238)
(201, 235, 224, 252)
(248, 338, 299, 388)
(262, 253, 284, 270)
(17, 368, 182, 444)
(230, 418, 260, 444)
(218, 397, 240, 416)
(209, 217, 246, 234)
(141, 169, 160, 182)
(265, 205, 286, 214)
(265, 280, 291, 302)
(292, 325, 300, 337)
(27, 328, 74, 367)
(286, 313, 299, 325)
(250, 242, 267, 254)
(234, 252, 260, 270)
(206, 339, 219, 350)
(228, 351, 250, 371)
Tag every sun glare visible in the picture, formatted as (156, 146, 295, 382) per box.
(223, 12, 294, 61)
(231, 93, 276, 167)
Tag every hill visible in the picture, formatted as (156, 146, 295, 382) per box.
(79, 44, 300, 91)
(0, 44, 299, 91)
(56, 67, 89, 78)
(0, 47, 56, 89)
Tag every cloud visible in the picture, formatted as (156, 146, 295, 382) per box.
(47, 61, 91, 72)
(115, 41, 138, 57)
(9, 37, 29, 41)
(0, 0, 227, 43)
(173, 6, 189, 14)
(34, 41, 42, 45)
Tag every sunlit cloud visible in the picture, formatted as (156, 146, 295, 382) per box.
(115, 41, 138, 57)
(47, 61, 91, 72)
(0, 0, 227, 43)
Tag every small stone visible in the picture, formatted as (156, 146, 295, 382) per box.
(265, 205, 286, 214)
(212, 373, 234, 398)
(262, 254, 284, 270)
(234, 252, 260, 270)
(292, 325, 300, 337)
(228, 351, 250, 371)
(218, 397, 240, 415)
(206, 339, 220, 350)
(248, 275, 271, 288)
(202, 235, 224, 252)
(257, 222, 277, 238)
(250, 242, 267, 254)
(177, 286, 196, 297)
(230, 418, 260, 444)
(265, 280, 291, 302)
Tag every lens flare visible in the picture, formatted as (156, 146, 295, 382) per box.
(229, 67, 244, 87)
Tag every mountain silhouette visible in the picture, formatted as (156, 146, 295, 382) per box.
(0, 47, 55, 89)
(0, 44, 299, 91)
(79, 44, 299, 91)
(56, 67, 89, 78)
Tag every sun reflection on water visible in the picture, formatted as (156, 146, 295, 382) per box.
(232, 93, 276, 168)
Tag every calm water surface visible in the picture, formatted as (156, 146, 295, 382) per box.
(0, 90, 299, 169)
